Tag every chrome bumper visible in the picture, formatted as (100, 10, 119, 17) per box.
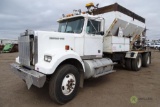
(10, 63, 46, 89)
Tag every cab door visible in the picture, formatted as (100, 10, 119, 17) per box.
(83, 19, 103, 58)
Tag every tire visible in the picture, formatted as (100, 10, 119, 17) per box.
(49, 64, 80, 104)
(125, 58, 132, 70)
(142, 53, 150, 67)
(131, 54, 142, 71)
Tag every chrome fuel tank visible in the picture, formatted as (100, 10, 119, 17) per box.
(84, 58, 115, 79)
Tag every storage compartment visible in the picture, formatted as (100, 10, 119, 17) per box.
(103, 36, 130, 53)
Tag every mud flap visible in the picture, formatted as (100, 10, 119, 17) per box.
(25, 75, 33, 89)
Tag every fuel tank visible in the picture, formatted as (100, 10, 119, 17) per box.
(84, 58, 115, 79)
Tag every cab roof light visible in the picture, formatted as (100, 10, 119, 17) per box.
(73, 9, 81, 15)
(62, 14, 65, 17)
(66, 14, 73, 17)
(86, 2, 94, 8)
(86, 2, 99, 14)
(86, 2, 99, 8)
(82, 12, 86, 14)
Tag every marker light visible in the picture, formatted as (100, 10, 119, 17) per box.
(66, 14, 73, 17)
(82, 12, 86, 14)
(65, 45, 70, 50)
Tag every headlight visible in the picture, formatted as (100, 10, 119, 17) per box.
(44, 55, 52, 62)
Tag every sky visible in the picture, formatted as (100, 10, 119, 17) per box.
(0, 0, 159, 40)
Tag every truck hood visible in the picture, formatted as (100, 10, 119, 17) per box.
(34, 31, 79, 63)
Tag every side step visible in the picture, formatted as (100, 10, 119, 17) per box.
(94, 70, 116, 78)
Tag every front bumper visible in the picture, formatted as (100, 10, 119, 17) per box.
(10, 63, 46, 89)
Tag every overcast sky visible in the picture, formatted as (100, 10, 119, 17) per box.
(0, 0, 159, 40)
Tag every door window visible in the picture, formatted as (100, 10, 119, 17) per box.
(86, 20, 101, 34)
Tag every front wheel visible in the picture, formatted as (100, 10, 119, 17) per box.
(49, 64, 80, 104)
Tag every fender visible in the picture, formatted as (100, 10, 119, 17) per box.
(125, 51, 138, 59)
(35, 50, 85, 75)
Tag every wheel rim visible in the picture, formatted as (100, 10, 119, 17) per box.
(137, 57, 142, 68)
(61, 73, 76, 96)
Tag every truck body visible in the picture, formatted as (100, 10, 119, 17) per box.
(11, 3, 151, 104)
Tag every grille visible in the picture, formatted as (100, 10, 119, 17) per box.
(18, 36, 31, 67)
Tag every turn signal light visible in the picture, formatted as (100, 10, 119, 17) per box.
(65, 45, 70, 50)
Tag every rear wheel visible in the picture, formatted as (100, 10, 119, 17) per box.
(142, 53, 150, 67)
(131, 54, 142, 71)
(49, 64, 80, 104)
(125, 58, 132, 70)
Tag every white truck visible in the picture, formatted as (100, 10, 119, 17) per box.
(153, 43, 160, 49)
(11, 3, 151, 104)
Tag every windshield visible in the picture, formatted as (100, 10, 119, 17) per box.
(58, 17, 84, 33)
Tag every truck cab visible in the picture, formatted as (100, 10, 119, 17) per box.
(57, 14, 104, 57)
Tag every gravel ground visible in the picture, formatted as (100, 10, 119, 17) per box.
(0, 51, 160, 107)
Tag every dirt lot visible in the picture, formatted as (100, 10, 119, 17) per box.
(0, 51, 160, 107)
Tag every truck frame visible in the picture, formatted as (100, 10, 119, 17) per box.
(11, 3, 151, 104)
